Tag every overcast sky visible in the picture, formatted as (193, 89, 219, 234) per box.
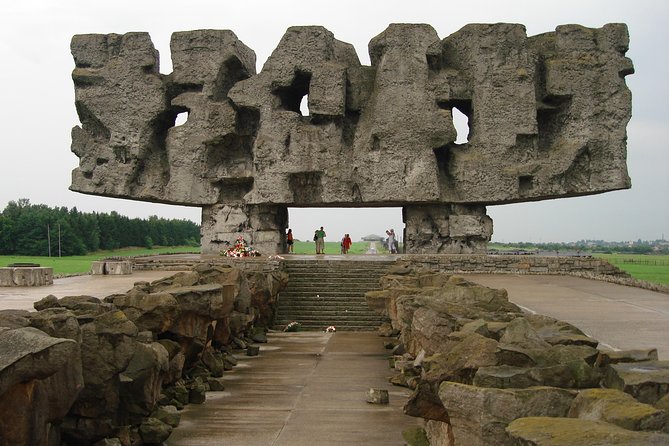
(0, 0, 667, 243)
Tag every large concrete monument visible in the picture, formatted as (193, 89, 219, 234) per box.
(69, 23, 633, 254)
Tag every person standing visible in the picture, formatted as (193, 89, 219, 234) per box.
(315, 226, 326, 254)
(286, 228, 294, 253)
(341, 233, 352, 254)
(386, 229, 397, 254)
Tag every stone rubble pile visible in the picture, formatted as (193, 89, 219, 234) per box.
(0, 263, 287, 446)
(368, 262, 669, 445)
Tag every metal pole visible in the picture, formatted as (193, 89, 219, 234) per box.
(58, 223, 61, 257)
(47, 224, 51, 257)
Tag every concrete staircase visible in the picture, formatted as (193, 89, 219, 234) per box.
(274, 258, 395, 331)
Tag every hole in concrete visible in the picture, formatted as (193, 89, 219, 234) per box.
(518, 175, 534, 195)
(452, 107, 469, 144)
(286, 207, 404, 253)
(300, 94, 310, 116)
(273, 71, 311, 115)
(175, 112, 188, 127)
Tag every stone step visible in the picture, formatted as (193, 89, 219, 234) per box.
(277, 308, 378, 316)
(288, 274, 379, 287)
(276, 319, 382, 327)
(278, 301, 371, 308)
(279, 291, 376, 299)
(284, 285, 381, 292)
(275, 259, 392, 332)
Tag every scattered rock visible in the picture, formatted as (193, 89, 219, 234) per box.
(367, 388, 389, 404)
(139, 417, 173, 444)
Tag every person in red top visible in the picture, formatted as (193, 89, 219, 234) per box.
(341, 233, 352, 254)
(286, 228, 294, 253)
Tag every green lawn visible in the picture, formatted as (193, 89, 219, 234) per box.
(594, 253, 669, 286)
(0, 246, 199, 275)
(290, 240, 390, 255)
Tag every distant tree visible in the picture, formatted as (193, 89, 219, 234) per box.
(0, 199, 200, 255)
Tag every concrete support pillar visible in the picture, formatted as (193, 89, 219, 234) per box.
(403, 204, 492, 254)
(201, 204, 288, 255)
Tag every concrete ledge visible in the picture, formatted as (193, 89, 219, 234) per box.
(91, 261, 132, 275)
(0, 267, 53, 286)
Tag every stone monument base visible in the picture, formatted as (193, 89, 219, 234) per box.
(0, 266, 54, 286)
(91, 261, 133, 275)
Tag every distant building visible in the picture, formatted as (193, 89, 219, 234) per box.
(361, 234, 385, 242)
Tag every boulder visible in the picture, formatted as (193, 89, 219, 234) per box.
(118, 342, 170, 422)
(109, 290, 180, 333)
(201, 348, 226, 377)
(57, 295, 112, 316)
(139, 417, 173, 444)
(0, 309, 31, 329)
(188, 377, 208, 404)
(499, 317, 551, 351)
(596, 348, 659, 367)
(407, 306, 458, 355)
(506, 417, 669, 445)
(568, 388, 668, 432)
(28, 308, 81, 341)
(438, 381, 576, 446)
(68, 310, 138, 424)
(602, 360, 669, 404)
(421, 333, 499, 385)
(151, 404, 181, 428)
(33, 294, 59, 311)
(0, 327, 83, 446)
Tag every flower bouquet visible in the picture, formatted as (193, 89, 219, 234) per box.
(221, 235, 261, 257)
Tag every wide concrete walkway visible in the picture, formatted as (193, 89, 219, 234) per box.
(165, 332, 420, 446)
(0, 271, 182, 311)
(466, 274, 669, 359)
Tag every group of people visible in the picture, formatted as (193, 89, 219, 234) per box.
(285, 227, 398, 255)
(285, 226, 330, 254)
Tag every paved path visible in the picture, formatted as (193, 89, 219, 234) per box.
(165, 332, 419, 446)
(0, 271, 183, 311)
(466, 274, 669, 359)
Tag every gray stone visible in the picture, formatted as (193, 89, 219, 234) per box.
(367, 388, 389, 404)
(506, 417, 669, 445)
(151, 404, 181, 428)
(246, 345, 260, 356)
(603, 360, 669, 404)
(0, 327, 83, 446)
(207, 377, 226, 391)
(438, 381, 576, 446)
(139, 417, 173, 444)
(69, 23, 633, 255)
(568, 388, 668, 432)
(0, 266, 53, 286)
(188, 377, 207, 404)
(596, 348, 659, 367)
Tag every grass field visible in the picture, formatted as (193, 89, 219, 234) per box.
(594, 253, 669, 286)
(290, 240, 376, 255)
(0, 246, 199, 275)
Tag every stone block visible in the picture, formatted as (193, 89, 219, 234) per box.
(366, 388, 389, 404)
(602, 361, 669, 404)
(568, 388, 668, 432)
(90, 261, 106, 275)
(105, 261, 132, 275)
(507, 417, 669, 445)
(0, 267, 53, 286)
(438, 381, 576, 445)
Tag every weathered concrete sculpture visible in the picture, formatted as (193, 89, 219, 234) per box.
(70, 23, 633, 254)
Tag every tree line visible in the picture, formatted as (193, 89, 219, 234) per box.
(0, 199, 200, 256)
